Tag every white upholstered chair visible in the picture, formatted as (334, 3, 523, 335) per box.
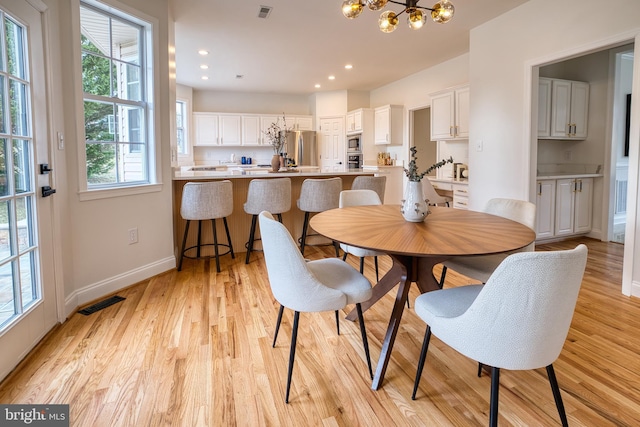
(339, 189, 384, 281)
(259, 211, 373, 403)
(297, 177, 342, 256)
(351, 175, 386, 204)
(439, 198, 536, 287)
(412, 244, 588, 427)
(177, 180, 235, 273)
(422, 178, 452, 207)
(243, 178, 291, 264)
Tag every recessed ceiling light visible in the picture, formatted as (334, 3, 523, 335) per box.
(201, 76, 209, 80)
(345, 64, 353, 69)
(198, 50, 209, 55)
(315, 84, 321, 88)
(328, 75, 335, 80)
(200, 65, 209, 69)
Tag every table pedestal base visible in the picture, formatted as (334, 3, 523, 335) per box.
(346, 254, 447, 390)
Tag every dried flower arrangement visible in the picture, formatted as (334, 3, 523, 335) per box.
(404, 146, 454, 182)
(262, 114, 291, 154)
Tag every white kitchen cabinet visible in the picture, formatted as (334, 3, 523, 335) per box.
(554, 177, 593, 237)
(451, 182, 469, 210)
(241, 115, 261, 146)
(374, 105, 403, 145)
(219, 114, 242, 145)
(194, 113, 219, 146)
(346, 109, 367, 134)
(540, 78, 589, 139)
(537, 78, 552, 138)
(535, 179, 556, 239)
(430, 85, 469, 140)
(293, 116, 313, 131)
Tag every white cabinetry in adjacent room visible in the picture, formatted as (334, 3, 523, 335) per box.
(555, 177, 593, 236)
(374, 105, 403, 145)
(430, 85, 469, 140)
(535, 179, 556, 239)
(539, 78, 589, 139)
(293, 116, 313, 131)
(346, 109, 368, 134)
(451, 183, 469, 210)
(536, 177, 593, 239)
(218, 114, 242, 145)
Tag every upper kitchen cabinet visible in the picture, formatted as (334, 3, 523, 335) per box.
(293, 116, 313, 131)
(539, 78, 589, 139)
(430, 85, 469, 140)
(242, 115, 261, 146)
(346, 108, 372, 135)
(194, 113, 241, 146)
(374, 105, 403, 145)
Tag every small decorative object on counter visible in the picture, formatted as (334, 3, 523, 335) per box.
(400, 146, 453, 222)
(271, 154, 281, 172)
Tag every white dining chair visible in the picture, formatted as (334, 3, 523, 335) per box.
(259, 211, 373, 403)
(351, 175, 387, 204)
(339, 189, 384, 281)
(412, 244, 588, 427)
(423, 178, 452, 207)
(439, 198, 536, 287)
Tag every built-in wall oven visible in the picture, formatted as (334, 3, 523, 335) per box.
(348, 153, 363, 170)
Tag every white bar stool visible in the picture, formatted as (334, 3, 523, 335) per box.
(297, 177, 342, 256)
(243, 178, 292, 264)
(177, 180, 235, 273)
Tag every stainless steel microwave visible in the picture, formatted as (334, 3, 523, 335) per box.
(347, 135, 361, 152)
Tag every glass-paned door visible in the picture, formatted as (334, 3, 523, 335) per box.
(0, 0, 57, 382)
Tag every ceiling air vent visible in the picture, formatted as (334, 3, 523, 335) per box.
(258, 5, 272, 19)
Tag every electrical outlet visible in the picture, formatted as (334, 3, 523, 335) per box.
(564, 150, 572, 161)
(128, 227, 138, 244)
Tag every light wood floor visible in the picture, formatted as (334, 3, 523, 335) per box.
(0, 237, 638, 426)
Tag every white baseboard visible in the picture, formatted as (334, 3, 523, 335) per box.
(64, 256, 176, 318)
(631, 280, 640, 298)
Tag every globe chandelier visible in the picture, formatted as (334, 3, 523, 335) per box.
(342, 0, 455, 33)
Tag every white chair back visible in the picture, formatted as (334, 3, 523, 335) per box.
(259, 211, 346, 312)
(339, 189, 381, 208)
(484, 198, 536, 229)
(422, 179, 452, 206)
(181, 180, 233, 220)
(421, 244, 588, 370)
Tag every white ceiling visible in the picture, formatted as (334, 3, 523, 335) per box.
(172, 0, 530, 96)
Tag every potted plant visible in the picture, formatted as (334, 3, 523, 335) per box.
(401, 146, 453, 222)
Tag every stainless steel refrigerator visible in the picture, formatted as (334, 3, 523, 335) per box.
(285, 130, 317, 166)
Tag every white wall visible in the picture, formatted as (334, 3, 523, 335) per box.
(193, 90, 312, 115)
(54, 0, 175, 314)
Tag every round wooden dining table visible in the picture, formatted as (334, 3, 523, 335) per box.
(310, 205, 536, 390)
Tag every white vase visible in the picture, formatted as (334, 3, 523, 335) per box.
(401, 181, 430, 222)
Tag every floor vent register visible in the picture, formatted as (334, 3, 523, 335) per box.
(78, 296, 126, 315)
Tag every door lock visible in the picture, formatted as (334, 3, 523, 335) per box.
(41, 186, 56, 197)
(40, 163, 52, 174)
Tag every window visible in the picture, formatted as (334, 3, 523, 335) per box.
(80, 1, 152, 188)
(176, 100, 187, 155)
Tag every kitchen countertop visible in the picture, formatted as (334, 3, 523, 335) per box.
(536, 173, 603, 179)
(173, 167, 375, 180)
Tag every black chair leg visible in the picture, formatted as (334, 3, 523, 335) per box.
(245, 215, 258, 264)
(356, 303, 373, 380)
(412, 325, 432, 400)
(547, 364, 569, 427)
(478, 362, 484, 377)
(489, 367, 500, 427)
(223, 217, 234, 258)
(374, 256, 379, 282)
(177, 220, 191, 271)
(276, 213, 283, 223)
(212, 219, 221, 273)
(359, 257, 365, 274)
(300, 212, 310, 255)
(342, 252, 348, 261)
(272, 304, 285, 347)
(333, 240, 340, 257)
(335, 310, 340, 335)
(196, 220, 202, 259)
(285, 311, 300, 404)
(439, 265, 448, 289)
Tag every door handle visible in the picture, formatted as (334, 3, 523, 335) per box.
(40, 163, 52, 174)
(42, 186, 56, 197)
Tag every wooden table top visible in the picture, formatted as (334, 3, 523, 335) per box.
(310, 205, 536, 258)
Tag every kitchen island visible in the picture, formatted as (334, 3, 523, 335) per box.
(172, 168, 375, 261)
